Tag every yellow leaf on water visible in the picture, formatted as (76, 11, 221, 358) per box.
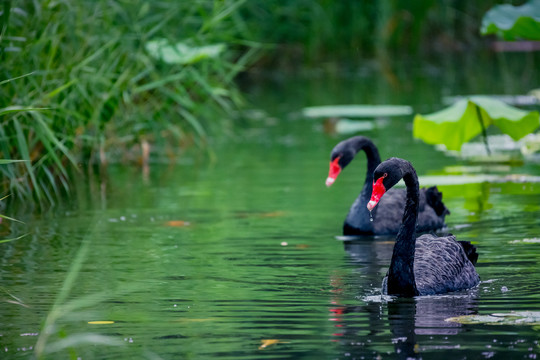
(165, 220, 191, 227)
(259, 339, 289, 349)
(88, 321, 115, 325)
(235, 211, 287, 219)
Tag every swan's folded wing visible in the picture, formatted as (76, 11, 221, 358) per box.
(414, 234, 480, 295)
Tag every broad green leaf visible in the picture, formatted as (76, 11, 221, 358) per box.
(302, 105, 412, 118)
(446, 311, 540, 325)
(413, 96, 540, 151)
(145, 39, 225, 65)
(481, 0, 540, 40)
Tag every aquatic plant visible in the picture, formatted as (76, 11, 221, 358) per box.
(413, 97, 540, 152)
(0, 0, 260, 207)
(33, 220, 124, 358)
(481, 0, 540, 40)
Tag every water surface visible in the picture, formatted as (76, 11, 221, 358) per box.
(2, 61, 540, 359)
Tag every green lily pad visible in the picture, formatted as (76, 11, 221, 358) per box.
(413, 96, 540, 151)
(481, 0, 540, 40)
(509, 238, 540, 244)
(302, 105, 412, 118)
(418, 174, 540, 186)
(145, 39, 225, 65)
(446, 311, 540, 325)
(334, 119, 375, 134)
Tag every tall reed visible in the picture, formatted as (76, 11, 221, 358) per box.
(1, 0, 259, 207)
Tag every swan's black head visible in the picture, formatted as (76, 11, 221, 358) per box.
(367, 157, 405, 210)
(326, 136, 370, 187)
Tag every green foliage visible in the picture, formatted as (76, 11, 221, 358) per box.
(481, 0, 540, 40)
(0, 0, 260, 207)
(145, 39, 226, 65)
(413, 97, 540, 151)
(33, 220, 124, 358)
(238, 1, 496, 64)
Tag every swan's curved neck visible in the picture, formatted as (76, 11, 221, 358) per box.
(343, 139, 381, 233)
(357, 139, 381, 186)
(387, 161, 420, 297)
(355, 139, 381, 206)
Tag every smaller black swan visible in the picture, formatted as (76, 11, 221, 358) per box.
(367, 157, 480, 297)
(326, 136, 449, 235)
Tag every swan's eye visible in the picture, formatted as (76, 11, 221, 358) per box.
(383, 173, 388, 178)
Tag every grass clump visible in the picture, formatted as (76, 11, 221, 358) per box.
(0, 0, 259, 207)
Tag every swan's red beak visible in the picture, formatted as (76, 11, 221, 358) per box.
(367, 176, 386, 211)
(326, 157, 341, 187)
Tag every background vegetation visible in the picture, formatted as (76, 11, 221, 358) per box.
(0, 0, 259, 207)
(0, 0, 531, 207)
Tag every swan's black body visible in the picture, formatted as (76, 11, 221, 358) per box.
(371, 158, 480, 297)
(327, 136, 449, 235)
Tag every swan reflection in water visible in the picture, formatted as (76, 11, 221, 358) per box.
(328, 238, 479, 359)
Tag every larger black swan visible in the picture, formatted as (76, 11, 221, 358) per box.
(326, 136, 449, 235)
(367, 157, 480, 296)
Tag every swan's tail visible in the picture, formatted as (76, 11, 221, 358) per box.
(425, 186, 450, 217)
(458, 240, 479, 265)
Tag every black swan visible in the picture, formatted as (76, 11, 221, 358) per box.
(326, 136, 449, 235)
(367, 157, 480, 297)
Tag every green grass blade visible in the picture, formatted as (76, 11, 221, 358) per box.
(0, 213, 25, 224)
(0, 106, 49, 116)
(0, 233, 29, 244)
(13, 119, 42, 201)
(0, 159, 29, 164)
(0, 71, 37, 86)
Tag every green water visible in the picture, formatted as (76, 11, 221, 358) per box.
(2, 58, 540, 359)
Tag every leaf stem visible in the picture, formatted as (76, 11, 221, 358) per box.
(475, 103, 491, 155)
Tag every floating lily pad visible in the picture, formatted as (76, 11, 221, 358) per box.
(302, 105, 412, 118)
(443, 94, 540, 106)
(446, 311, 540, 325)
(481, 0, 540, 41)
(145, 39, 225, 65)
(418, 174, 540, 186)
(335, 119, 375, 134)
(509, 238, 540, 244)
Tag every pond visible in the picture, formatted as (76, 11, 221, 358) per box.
(2, 58, 540, 359)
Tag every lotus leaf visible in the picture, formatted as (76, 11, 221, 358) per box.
(145, 39, 225, 65)
(481, 0, 540, 40)
(413, 96, 540, 151)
